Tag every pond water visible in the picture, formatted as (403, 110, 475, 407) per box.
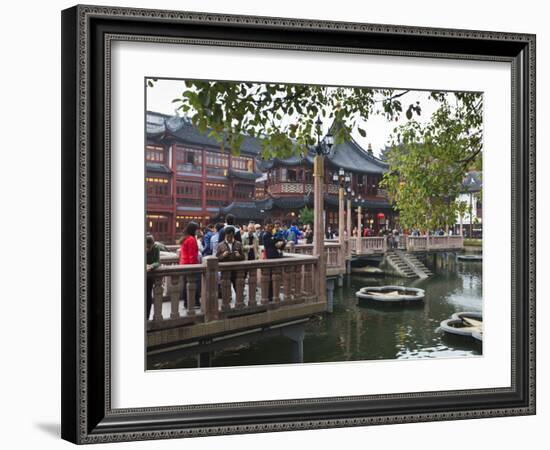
(148, 255, 482, 370)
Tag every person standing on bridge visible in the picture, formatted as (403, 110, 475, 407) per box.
(242, 222, 260, 261)
(262, 220, 285, 301)
(216, 226, 245, 296)
(287, 221, 302, 245)
(210, 222, 224, 257)
(304, 223, 313, 244)
(218, 213, 242, 243)
(179, 221, 201, 310)
(216, 226, 245, 262)
(202, 223, 215, 257)
(146, 233, 161, 320)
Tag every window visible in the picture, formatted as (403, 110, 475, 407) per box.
(234, 183, 254, 200)
(176, 147, 202, 173)
(370, 175, 379, 196)
(176, 180, 202, 207)
(146, 177, 170, 197)
(146, 145, 165, 163)
(232, 156, 253, 172)
(205, 183, 229, 206)
(255, 185, 265, 200)
(146, 214, 169, 238)
(205, 151, 229, 176)
(287, 169, 298, 182)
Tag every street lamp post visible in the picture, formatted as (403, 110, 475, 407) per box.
(313, 117, 334, 304)
(332, 168, 351, 245)
(357, 197, 362, 239)
(346, 187, 352, 239)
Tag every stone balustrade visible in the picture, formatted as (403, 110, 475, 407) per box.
(352, 237, 387, 254)
(288, 242, 345, 269)
(406, 235, 464, 252)
(147, 254, 320, 328)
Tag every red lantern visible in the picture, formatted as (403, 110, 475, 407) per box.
(377, 212, 385, 219)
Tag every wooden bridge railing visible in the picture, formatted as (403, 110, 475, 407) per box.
(348, 237, 387, 255)
(288, 242, 345, 270)
(147, 254, 320, 327)
(406, 235, 464, 252)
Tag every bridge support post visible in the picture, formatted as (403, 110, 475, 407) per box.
(326, 278, 335, 313)
(337, 274, 344, 287)
(282, 326, 305, 364)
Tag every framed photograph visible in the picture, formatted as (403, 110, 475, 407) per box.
(61, 4, 536, 444)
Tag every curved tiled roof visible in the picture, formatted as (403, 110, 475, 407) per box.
(146, 162, 171, 174)
(227, 168, 263, 181)
(254, 139, 387, 175)
(147, 111, 262, 156)
(147, 111, 388, 174)
(328, 138, 388, 174)
(216, 202, 266, 221)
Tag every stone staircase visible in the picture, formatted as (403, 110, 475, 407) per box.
(385, 250, 417, 278)
(385, 249, 433, 279)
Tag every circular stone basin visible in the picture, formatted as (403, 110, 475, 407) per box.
(457, 254, 482, 262)
(440, 312, 483, 341)
(355, 285, 425, 303)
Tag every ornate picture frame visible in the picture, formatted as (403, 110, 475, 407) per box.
(61, 5, 535, 444)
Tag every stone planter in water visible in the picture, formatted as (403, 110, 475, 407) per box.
(355, 285, 425, 304)
(440, 311, 483, 341)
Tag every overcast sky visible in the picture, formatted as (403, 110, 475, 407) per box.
(146, 79, 443, 157)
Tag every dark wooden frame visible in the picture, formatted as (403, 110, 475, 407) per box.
(61, 4, 536, 444)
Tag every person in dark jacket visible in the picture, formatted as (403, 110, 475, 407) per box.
(261, 220, 285, 302)
(218, 214, 242, 243)
(146, 234, 161, 320)
(216, 227, 244, 295)
(202, 223, 215, 256)
(304, 223, 314, 244)
(263, 221, 285, 259)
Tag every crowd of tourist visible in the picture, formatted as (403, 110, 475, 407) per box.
(145, 215, 460, 318)
(145, 215, 316, 319)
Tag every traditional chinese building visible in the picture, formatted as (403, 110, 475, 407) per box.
(146, 111, 394, 243)
(254, 140, 394, 232)
(146, 111, 263, 242)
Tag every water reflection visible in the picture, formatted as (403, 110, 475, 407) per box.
(148, 256, 482, 369)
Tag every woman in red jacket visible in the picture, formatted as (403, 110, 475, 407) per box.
(179, 221, 199, 265)
(179, 222, 201, 310)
